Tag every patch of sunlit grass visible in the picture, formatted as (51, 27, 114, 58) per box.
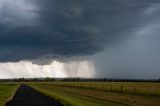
(0, 83, 19, 106)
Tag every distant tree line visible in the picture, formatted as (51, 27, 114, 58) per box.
(0, 77, 160, 82)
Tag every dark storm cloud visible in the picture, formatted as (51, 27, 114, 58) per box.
(0, 0, 159, 62)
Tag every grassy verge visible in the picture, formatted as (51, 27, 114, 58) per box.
(29, 83, 160, 106)
(0, 83, 19, 106)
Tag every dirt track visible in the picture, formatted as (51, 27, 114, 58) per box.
(6, 84, 63, 106)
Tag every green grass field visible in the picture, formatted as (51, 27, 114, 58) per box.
(1, 82, 160, 106)
(36, 82, 160, 96)
(0, 83, 19, 106)
(29, 82, 160, 106)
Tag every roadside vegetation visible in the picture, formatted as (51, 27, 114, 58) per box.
(0, 83, 19, 106)
(29, 82, 160, 106)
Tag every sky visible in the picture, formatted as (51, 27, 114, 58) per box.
(0, 0, 160, 79)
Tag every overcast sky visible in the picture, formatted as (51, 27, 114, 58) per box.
(0, 0, 160, 79)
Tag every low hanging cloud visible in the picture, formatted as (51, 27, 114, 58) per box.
(0, 60, 95, 79)
(0, 0, 160, 63)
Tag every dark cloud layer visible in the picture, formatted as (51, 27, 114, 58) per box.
(0, 0, 159, 62)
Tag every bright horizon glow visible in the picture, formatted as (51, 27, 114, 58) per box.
(0, 60, 95, 79)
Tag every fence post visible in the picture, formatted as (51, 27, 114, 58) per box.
(110, 85, 112, 91)
(102, 85, 105, 90)
(152, 88, 155, 96)
(121, 85, 123, 92)
(134, 87, 136, 93)
(90, 83, 92, 88)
